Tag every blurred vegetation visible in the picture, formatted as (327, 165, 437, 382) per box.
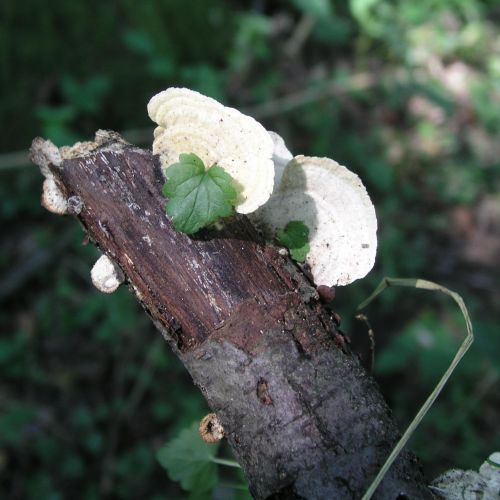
(1, 0, 499, 498)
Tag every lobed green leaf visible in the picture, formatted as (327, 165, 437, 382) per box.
(157, 422, 219, 493)
(277, 220, 310, 262)
(163, 153, 238, 234)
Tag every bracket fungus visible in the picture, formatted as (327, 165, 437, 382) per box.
(147, 88, 376, 285)
(90, 255, 125, 294)
(147, 88, 275, 214)
(253, 155, 377, 287)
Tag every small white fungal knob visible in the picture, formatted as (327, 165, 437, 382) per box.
(90, 255, 125, 293)
(30, 137, 62, 178)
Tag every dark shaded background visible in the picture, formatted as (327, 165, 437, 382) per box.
(1, 1, 499, 498)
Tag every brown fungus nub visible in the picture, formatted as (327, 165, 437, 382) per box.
(199, 413, 225, 443)
(317, 285, 336, 304)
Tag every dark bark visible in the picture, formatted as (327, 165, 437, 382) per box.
(31, 133, 433, 499)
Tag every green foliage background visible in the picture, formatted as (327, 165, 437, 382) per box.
(1, 0, 499, 498)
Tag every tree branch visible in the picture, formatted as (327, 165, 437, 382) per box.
(30, 131, 433, 499)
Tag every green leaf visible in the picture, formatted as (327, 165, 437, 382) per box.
(157, 422, 219, 493)
(163, 153, 237, 234)
(277, 220, 310, 262)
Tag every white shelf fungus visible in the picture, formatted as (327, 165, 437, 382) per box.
(147, 88, 274, 214)
(253, 155, 378, 287)
(91, 255, 125, 293)
(269, 131, 293, 188)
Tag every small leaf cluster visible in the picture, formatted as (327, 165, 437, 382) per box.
(277, 220, 310, 262)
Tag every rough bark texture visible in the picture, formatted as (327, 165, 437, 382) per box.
(31, 132, 434, 499)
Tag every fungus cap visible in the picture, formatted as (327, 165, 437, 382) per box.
(148, 88, 275, 214)
(253, 155, 377, 286)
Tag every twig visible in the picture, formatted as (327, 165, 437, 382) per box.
(209, 457, 241, 468)
(284, 14, 315, 58)
(355, 313, 375, 372)
(122, 336, 163, 419)
(244, 72, 376, 119)
(99, 332, 145, 495)
(0, 229, 75, 301)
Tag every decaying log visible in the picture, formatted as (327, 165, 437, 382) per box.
(31, 132, 433, 499)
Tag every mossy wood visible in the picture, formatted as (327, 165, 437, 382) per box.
(31, 133, 432, 499)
